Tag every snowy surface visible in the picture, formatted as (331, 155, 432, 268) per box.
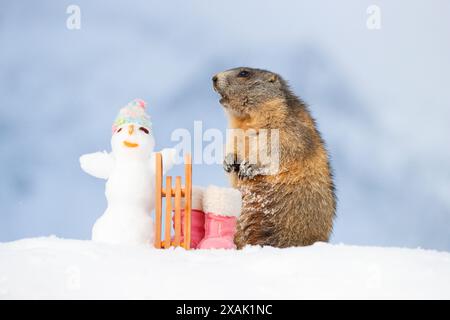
(0, 237, 449, 299)
(1, 1, 450, 251)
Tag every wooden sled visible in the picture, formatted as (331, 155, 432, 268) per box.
(154, 153, 192, 249)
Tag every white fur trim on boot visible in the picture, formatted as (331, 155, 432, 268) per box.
(203, 185, 242, 217)
(172, 185, 204, 211)
(190, 186, 204, 211)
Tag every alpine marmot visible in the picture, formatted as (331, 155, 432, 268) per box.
(212, 67, 336, 248)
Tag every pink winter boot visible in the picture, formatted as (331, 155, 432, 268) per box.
(197, 185, 242, 250)
(172, 186, 205, 249)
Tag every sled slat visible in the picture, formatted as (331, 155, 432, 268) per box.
(174, 176, 182, 247)
(164, 176, 172, 249)
(154, 153, 163, 249)
(184, 154, 192, 250)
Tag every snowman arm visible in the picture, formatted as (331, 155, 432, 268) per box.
(160, 148, 177, 174)
(79, 151, 114, 179)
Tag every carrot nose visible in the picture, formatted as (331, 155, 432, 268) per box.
(128, 125, 134, 135)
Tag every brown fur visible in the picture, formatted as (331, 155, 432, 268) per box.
(213, 67, 336, 248)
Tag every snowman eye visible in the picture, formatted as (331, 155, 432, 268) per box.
(116, 128, 122, 133)
(139, 127, 149, 134)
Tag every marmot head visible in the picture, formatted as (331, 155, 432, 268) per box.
(212, 67, 287, 118)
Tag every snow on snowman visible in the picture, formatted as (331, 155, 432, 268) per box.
(80, 99, 241, 249)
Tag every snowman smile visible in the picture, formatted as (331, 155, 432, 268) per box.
(123, 140, 139, 148)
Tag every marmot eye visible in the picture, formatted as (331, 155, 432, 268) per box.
(139, 127, 149, 134)
(237, 70, 250, 78)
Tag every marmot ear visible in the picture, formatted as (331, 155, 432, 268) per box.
(268, 74, 278, 83)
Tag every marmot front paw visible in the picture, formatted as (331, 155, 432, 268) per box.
(238, 160, 258, 180)
(223, 153, 240, 173)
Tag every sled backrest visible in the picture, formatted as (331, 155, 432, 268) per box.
(154, 153, 192, 249)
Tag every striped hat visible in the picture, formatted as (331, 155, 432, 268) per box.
(112, 99, 152, 134)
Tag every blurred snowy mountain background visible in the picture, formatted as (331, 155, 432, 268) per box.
(0, 1, 449, 250)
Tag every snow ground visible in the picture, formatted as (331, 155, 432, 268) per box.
(0, 237, 449, 299)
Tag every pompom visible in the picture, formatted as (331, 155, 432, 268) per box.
(134, 98, 146, 109)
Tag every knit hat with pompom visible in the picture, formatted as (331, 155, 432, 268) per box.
(112, 99, 152, 134)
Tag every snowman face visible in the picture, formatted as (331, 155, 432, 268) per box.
(111, 123, 155, 159)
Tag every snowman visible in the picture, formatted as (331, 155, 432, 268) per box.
(80, 99, 175, 246)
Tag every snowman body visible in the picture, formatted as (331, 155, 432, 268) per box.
(80, 99, 175, 246)
(92, 157, 156, 245)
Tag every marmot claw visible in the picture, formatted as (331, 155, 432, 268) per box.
(223, 153, 240, 173)
(238, 160, 258, 180)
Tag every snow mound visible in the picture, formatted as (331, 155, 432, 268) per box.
(0, 237, 449, 299)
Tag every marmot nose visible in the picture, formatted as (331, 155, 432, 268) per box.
(212, 75, 218, 84)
